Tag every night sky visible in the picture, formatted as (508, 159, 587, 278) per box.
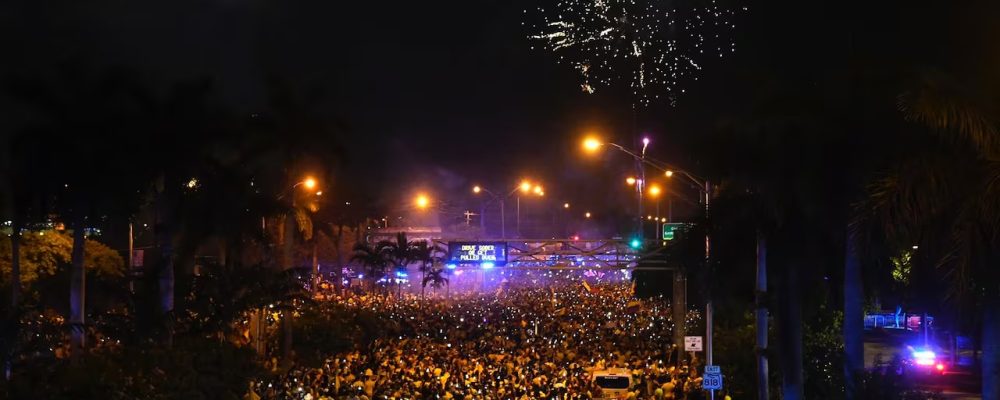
(5, 0, 998, 230)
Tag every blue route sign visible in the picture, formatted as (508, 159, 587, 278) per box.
(703, 365, 723, 391)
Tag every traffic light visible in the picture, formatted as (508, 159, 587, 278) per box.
(630, 238, 642, 249)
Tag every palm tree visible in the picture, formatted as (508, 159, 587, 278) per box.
(411, 241, 447, 298)
(351, 242, 389, 291)
(864, 71, 1000, 399)
(421, 267, 449, 295)
(376, 232, 420, 297)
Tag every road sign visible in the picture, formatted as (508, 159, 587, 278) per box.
(663, 223, 686, 241)
(684, 336, 703, 352)
(448, 242, 507, 265)
(703, 365, 723, 390)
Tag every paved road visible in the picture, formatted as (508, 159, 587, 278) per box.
(865, 330, 981, 399)
(916, 371, 980, 399)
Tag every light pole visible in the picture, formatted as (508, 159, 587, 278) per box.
(664, 170, 714, 377)
(584, 135, 715, 378)
(473, 180, 542, 238)
(583, 136, 650, 240)
(649, 184, 662, 239)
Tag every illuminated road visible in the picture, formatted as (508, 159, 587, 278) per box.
(864, 330, 981, 399)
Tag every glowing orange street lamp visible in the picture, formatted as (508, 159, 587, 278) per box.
(415, 194, 430, 209)
(582, 136, 602, 152)
(649, 184, 662, 197)
(473, 185, 482, 194)
(520, 181, 532, 193)
(626, 177, 637, 186)
(665, 170, 674, 178)
(302, 177, 317, 190)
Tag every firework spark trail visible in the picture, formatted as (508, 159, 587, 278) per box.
(526, 0, 745, 106)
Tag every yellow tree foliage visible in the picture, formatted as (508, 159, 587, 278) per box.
(0, 230, 124, 285)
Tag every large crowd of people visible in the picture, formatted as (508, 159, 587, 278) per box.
(253, 273, 709, 399)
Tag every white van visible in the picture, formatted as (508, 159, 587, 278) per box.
(592, 368, 633, 398)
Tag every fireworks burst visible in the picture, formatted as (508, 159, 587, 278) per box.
(526, 0, 745, 106)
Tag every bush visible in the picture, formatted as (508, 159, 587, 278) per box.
(3, 337, 262, 400)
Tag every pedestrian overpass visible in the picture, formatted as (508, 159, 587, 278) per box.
(433, 238, 676, 271)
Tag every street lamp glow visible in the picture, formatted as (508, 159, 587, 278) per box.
(626, 177, 637, 185)
(520, 181, 532, 193)
(303, 177, 317, 190)
(533, 185, 543, 195)
(415, 194, 430, 209)
(649, 184, 662, 197)
(473, 185, 482, 194)
(665, 170, 674, 178)
(642, 137, 650, 146)
(585, 212, 592, 218)
(582, 136, 602, 152)
(563, 203, 570, 209)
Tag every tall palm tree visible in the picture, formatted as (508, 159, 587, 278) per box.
(411, 241, 447, 298)
(865, 71, 1000, 399)
(377, 232, 420, 297)
(421, 267, 449, 294)
(351, 242, 389, 291)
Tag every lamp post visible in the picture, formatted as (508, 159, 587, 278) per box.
(649, 184, 662, 239)
(473, 180, 543, 238)
(584, 135, 714, 377)
(583, 136, 650, 240)
(665, 170, 713, 376)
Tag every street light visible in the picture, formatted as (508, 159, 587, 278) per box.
(563, 203, 570, 209)
(582, 135, 651, 238)
(585, 212, 592, 218)
(415, 194, 430, 209)
(302, 177, 317, 190)
(649, 184, 661, 197)
(578, 134, 715, 371)
(626, 177, 637, 186)
(662, 167, 716, 372)
(473, 180, 545, 238)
